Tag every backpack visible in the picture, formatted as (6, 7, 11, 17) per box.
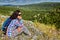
(2, 18, 12, 35)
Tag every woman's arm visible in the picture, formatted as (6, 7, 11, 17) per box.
(15, 19, 23, 32)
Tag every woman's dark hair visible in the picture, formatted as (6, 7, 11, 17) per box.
(10, 10, 21, 19)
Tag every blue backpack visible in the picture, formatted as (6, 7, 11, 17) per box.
(2, 18, 12, 35)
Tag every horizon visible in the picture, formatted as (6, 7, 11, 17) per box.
(0, 0, 60, 5)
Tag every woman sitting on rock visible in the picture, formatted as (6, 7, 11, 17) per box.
(2, 10, 31, 37)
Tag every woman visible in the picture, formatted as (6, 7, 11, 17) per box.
(5, 10, 31, 37)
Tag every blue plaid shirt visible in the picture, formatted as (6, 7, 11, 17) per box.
(7, 19, 23, 37)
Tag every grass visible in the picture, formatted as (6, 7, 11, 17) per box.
(34, 20, 60, 40)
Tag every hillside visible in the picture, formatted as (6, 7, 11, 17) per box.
(0, 2, 60, 29)
(0, 2, 60, 40)
(0, 2, 60, 14)
(0, 15, 60, 40)
(20, 2, 60, 10)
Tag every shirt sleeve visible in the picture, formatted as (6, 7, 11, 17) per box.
(7, 20, 15, 37)
(15, 20, 23, 27)
(8, 20, 15, 28)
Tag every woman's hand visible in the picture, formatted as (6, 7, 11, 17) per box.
(17, 27, 22, 32)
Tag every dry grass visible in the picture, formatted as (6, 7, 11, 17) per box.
(34, 20, 60, 40)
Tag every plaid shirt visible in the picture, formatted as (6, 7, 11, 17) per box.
(7, 19, 23, 37)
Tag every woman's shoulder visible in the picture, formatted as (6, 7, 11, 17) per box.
(12, 19, 18, 22)
(11, 19, 23, 23)
(20, 19, 23, 23)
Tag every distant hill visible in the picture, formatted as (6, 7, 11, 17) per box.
(20, 2, 60, 7)
(0, 2, 60, 15)
(17, 2, 60, 11)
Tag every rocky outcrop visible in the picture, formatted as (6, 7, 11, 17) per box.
(0, 15, 49, 40)
(0, 15, 60, 40)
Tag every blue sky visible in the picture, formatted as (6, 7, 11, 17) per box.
(0, 0, 60, 5)
(47, 0, 60, 2)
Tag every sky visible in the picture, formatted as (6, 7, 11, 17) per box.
(0, 0, 60, 5)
